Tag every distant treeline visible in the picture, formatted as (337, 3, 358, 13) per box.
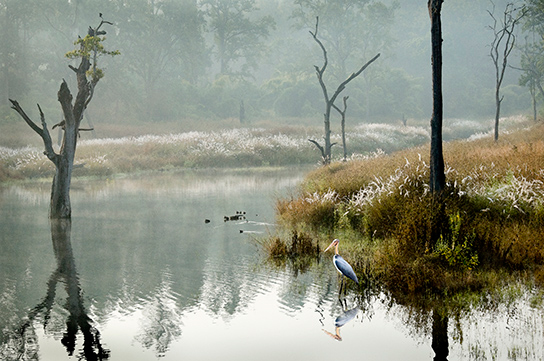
(0, 0, 537, 125)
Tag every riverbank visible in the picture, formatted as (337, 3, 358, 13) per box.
(0, 116, 528, 183)
(270, 120, 544, 296)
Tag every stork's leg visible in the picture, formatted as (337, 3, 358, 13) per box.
(338, 276, 344, 297)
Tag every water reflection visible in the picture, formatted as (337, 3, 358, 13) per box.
(2, 170, 544, 360)
(431, 308, 449, 361)
(136, 270, 182, 357)
(322, 300, 359, 341)
(6, 220, 109, 360)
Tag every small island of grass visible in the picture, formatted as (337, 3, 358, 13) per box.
(269, 122, 544, 299)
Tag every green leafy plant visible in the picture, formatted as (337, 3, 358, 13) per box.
(65, 33, 120, 82)
(435, 212, 479, 270)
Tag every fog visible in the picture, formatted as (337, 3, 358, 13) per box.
(0, 0, 533, 127)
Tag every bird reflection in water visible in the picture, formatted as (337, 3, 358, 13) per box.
(16, 219, 110, 360)
(322, 301, 359, 341)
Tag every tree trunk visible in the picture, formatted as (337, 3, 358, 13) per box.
(494, 90, 502, 141)
(333, 96, 349, 161)
(341, 115, 347, 162)
(50, 158, 73, 219)
(49, 80, 81, 219)
(429, 0, 445, 194)
(324, 108, 332, 163)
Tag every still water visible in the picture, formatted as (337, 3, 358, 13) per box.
(1, 168, 543, 361)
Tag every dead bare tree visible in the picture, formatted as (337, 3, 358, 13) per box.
(309, 17, 380, 165)
(9, 16, 118, 219)
(488, 1, 526, 141)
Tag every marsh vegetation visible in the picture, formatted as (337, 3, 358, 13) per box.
(270, 120, 544, 299)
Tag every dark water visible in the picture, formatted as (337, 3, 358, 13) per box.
(1, 168, 543, 361)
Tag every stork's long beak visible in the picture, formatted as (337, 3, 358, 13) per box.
(324, 240, 336, 252)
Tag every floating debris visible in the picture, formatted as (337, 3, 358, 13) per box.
(224, 211, 246, 222)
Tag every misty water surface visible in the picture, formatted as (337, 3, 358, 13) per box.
(1, 169, 543, 361)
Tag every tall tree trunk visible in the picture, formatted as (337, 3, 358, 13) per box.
(429, 0, 445, 194)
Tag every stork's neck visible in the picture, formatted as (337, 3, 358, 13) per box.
(334, 243, 339, 255)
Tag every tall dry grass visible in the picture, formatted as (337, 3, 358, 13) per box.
(275, 122, 544, 294)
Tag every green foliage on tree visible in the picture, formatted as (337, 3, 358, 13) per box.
(65, 34, 120, 82)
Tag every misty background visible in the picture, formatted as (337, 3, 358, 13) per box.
(0, 0, 532, 130)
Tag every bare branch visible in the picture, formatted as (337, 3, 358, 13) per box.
(9, 99, 59, 165)
(330, 53, 380, 106)
(310, 17, 329, 103)
(9, 99, 43, 135)
(37, 104, 58, 162)
(308, 139, 325, 155)
(332, 95, 349, 116)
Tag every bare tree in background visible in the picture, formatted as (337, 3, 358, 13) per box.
(9, 16, 118, 219)
(488, 1, 526, 141)
(309, 17, 380, 165)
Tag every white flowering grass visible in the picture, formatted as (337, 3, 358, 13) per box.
(299, 157, 544, 220)
(1, 117, 536, 181)
(0, 128, 318, 178)
(342, 123, 429, 157)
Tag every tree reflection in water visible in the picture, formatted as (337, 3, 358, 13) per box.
(431, 308, 449, 361)
(16, 219, 110, 360)
(136, 269, 182, 357)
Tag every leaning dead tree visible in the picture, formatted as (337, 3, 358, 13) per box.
(10, 16, 118, 219)
(488, 1, 526, 141)
(309, 17, 380, 165)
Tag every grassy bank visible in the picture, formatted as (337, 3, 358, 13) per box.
(0, 116, 528, 183)
(271, 121, 544, 296)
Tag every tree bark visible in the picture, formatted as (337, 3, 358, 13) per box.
(428, 0, 445, 194)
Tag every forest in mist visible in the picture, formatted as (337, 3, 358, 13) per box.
(0, 0, 536, 127)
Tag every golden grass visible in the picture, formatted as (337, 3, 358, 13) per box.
(275, 122, 544, 295)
